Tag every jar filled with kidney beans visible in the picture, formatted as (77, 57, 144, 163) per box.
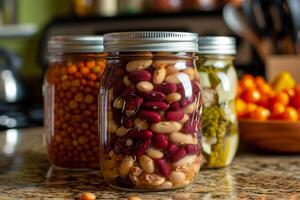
(100, 32, 203, 191)
(44, 36, 106, 169)
(196, 37, 239, 168)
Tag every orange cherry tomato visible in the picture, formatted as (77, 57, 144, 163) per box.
(279, 107, 299, 121)
(243, 103, 258, 118)
(236, 98, 247, 118)
(240, 88, 261, 103)
(269, 91, 289, 106)
(257, 83, 272, 96)
(239, 74, 256, 90)
(255, 76, 266, 86)
(250, 106, 270, 121)
(284, 88, 295, 98)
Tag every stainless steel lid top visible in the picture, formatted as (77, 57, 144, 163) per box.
(104, 31, 199, 52)
(197, 36, 236, 55)
(48, 35, 103, 54)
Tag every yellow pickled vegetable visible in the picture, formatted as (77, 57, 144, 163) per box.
(271, 72, 296, 92)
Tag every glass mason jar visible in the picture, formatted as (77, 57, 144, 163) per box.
(44, 36, 106, 169)
(196, 37, 239, 168)
(100, 32, 203, 191)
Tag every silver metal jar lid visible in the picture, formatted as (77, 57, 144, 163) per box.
(48, 35, 104, 54)
(197, 36, 236, 55)
(104, 31, 199, 52)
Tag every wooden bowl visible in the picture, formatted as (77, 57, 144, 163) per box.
(239, 119, 300, 153)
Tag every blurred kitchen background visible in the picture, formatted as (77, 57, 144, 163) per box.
(0, 0, 299, 130)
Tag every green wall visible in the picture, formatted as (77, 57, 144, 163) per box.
(0, 0, 71, 76)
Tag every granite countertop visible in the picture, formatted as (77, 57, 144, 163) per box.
(0, 127, 299, 200)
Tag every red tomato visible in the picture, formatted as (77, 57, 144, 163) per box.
(237, 85, 243, 98)
(290, 94, 300, 109)
(250, 106, 270, 121)
(279, 107, 299, 121)
(257, 93, 269, 108)
(269, 102, 286, 119)
(269, 91, 289, 106)
(295, 85, 300, 95)
(240, 89, 261, 103)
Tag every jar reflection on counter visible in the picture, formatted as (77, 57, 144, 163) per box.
(100, 32, 203, 191)
(196, 37, 239, 168)
(44, 36, 106, 169)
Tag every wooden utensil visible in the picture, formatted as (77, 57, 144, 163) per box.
(239, 119, 300, 153)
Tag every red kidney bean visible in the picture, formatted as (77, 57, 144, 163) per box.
(141, 91, 165, 101)
(125, 96, 144, 110)
(143, 101, 169, 111)
(165, 110, 184, 121)
(130, 129, 153, 140)
(138, 111, 161, 122)
(128, 70, 152, 83)
(180, 95, 195, 107)
(123, 118, 134, 128)
(167, 143, 178, 153)
(155, 159, 171, 177)
(185, 144, 199, 155)
(152, 133, 168, 149)
(170, 147, 187, 162)
(183, 119, 199, 134)
(191, 81, 201, 94)
(169, 102, 181, 110)
(121, 85, 136, 96)
(135, 139, 151, 157)
(154, 83, 177, 94)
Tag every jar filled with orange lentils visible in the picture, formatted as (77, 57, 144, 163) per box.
(44, 36, 106, 169)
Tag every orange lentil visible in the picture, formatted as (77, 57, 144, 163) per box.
(79, 103, 87, 110)
(70, 87, 78, 93)
(74, 72, 82, 78)
(86, 81, 95, 87)
(67, 65, 77, 74)
(86, 60, 96, 68)
(84, 95, 94, 104)
(81, 122, 89, 129)
(80, 67, 90, 75)
(69, 100, 78, 109)
(88, 73, 97, 81)
(74, 93, 84, 102)
(92, 66, 101, 73)
(83, 110, 92, 116)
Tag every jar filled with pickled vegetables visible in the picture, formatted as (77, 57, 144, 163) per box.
(44, 36, 106, 169)
(196, 37, 239, 168)
(100, 32, 202, 191)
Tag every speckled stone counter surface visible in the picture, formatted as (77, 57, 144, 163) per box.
(0, 128, 299, 200)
